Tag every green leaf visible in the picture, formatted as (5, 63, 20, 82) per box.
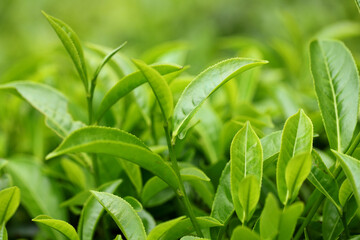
(119, 159, 142, 194)
(46, 126, 180, 189)
(42, 11, 88, 90)
(78, 180, 122, 240)
(180, 167, 210, 181)
(277, 109, 313, 204)
(181, 237, 209, 240)
(0, 224, 7, 240)
(0, 187, 20, 224)
(132, 59, 173, 120)
(285, 153, 312, 204)
(114, 235, 123, 240)
(231, 226, 260, 240)
(211, 162, 233, 224)
(33, 215, 79, 240)
(332, 151, 360, 211)
(310, 39, 359, 152)
(91, 191, 147, 240)
(96, 64, 182, 121)
(278, 202, 304, 240)
(260, 194, 281, 240)
(61, 159, 88, 190)
(261, 130, 282, 168)
(230, 122, 262, 223)
(339, 179, 352, 206)
(355, 0, 360, 12)
(124, 196, 143, 212)
(141, 176, 173, 207)
(172, 58, 268, 141)
(238, 175, 260, 222)
(148, 216, 222, 240)
(0, 81, 84, 138)
(0, 161, 7, 172)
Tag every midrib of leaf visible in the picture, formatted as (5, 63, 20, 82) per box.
(318, 44, 341, 151)
(244, 125, 248, 178)
(291, 114, 302, 157)
(0, 189, 15, 223)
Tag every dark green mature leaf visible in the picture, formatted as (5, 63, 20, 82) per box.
(230, 122, 262, 223)
(119, 160, 142, 195)
(278, 202, 303, 240)
(231, 226, 260, 240)
(211, 163, 233, 224)
(132, 59, 173, 120)
(78, 180, 122, 240)
(148, 216, 222, 240)
(285, 153, 312, 204)
(0, 81, 84, 138)
(0, 187, 20, 224)
(172, 58, 268, 141)
(310, 39, 359, 152)
(339, 179, 352, 206)
(42, 11, 88, 90)
(114, 235, 123, 240)
(33, 215, 79, 240)
(238, 175, 260, 222)
(277, 110, 313, 204)
(91, 191, 147, 240)
(96, 64, 182, 121)
(47, 126, 180, 189)
(260, 194, 280, 239)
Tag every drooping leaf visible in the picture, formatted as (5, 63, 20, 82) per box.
(277, 110, 313, 204)
(148, 216, 222, 240)
(339, 179, 352, 206)
(33, 215, 79, 240)
(310, 39, 359, 152)
(0, 81, 84, 138)
(46, 126, 180, 189)
(278, 202, 304, 240)
(238, 175, 260, 222)
(260, 194, 280, 240)
(230, 122, 262, 223)
(172, 58, 268, 141)
(96, 64, 183, 121)
(231, 226, 260, 240)
(132, 59, 173, 120)
(285, 153, 312, 204)
(78, 180, 122, 240)
(42, 11, 88, 90)
(0, 187, 20, 224)
(91, 191, 147, 240)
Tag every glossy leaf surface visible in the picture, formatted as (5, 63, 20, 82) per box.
(0, 187, 20, 224)
(278, 202, 304, 240)
(33, 215, 79, 240)
(260, 194, 280, 240)
(238, 175, 260, 222)
(231, 226, 260, 240)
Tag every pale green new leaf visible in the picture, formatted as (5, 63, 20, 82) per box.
(277, 110, 313, 204)
(310, 39, 359, 152)
(91, 191, 146, 240)
(238, 175, 260, 222)
(119, 159, 142, 194)
(33, 215, 79, 240)
(230, 122, 262, 223)
(180, 167, 210, 181)
(96, 64, 182, 121)
(42, 11, 88, 90)
(132, 59, 173, 120)
(46, 126, 180, 189)
(261, 130, 282, 168)
(78, 180, 122, 240)
(61, 159, 88, 190)
(285, 153, 312, 204)
(278, 202, 304, 240)
(231, 226, 260, 240)
(0, 224, 7, 240)
(339, 179, 352, 206)
(0, 81, 84, 138)
(173, 58, 268, 140)
(260, 194, 281, 240)
(124, 196, 143, 212)
(0, 187, 20, 224)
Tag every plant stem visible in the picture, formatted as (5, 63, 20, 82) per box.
(164, 125, 204, 237)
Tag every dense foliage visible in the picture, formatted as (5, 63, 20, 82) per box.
(1, 0, 360, 239)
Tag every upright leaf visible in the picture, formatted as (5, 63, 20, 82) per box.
(91, 191, 147, 240)
(310, 39, 359, 152)
(261, 130, 282, 168)
(0, 81, 84, 138)
(42, 11, 88, 90)
(132, 59, 173, 120)
(276, 110, 313, 204)
(0, 187, 20, 224)
(339, 179, 352, 206)
(231, 226, 260, 240)
(33, 215, 79, 240)
(260, 194, 281, 240)
(46, 126, 180, 189)
(173, 58, 268, 140)
(230, 122, 262, 223)
(238, 176, 260, 222)
(278, 202, 303, 240)
(0, 224, 7, 240)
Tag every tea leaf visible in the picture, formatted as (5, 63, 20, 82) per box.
(339, 179, 352, 206)
(277, 110, 313, 204)
(238, 175, 260, 222)
(132, 59, 173, 120)
(285, 153, 312, 204)
(355, 0, 360, 12)
(114, 235, 123, 240)
(260, 194, 280, 239)
(124, 196, 143, 212)
(230, 122, 262, 223)
(0, 224, 7, 240)
(33, 215, 79, 240)
(46, 126, 180, 189)
(261, 130, 282, 168)
(42, 11, 88, 90)
(231, 226, 260, 240)
(147, 216, 185, 240)
(78, 180, 122, 240)
(0, 81, 84, 138)
(180, 167, 210, 181)
(278, 202, 303, 240)
(181, 237, 209, 240)
(0, 187, 20, 224)
(91, 191, 147, 240)
(96, 64, 182, 121)
(310, 39, 359, 152)
(173, 58, 268, 141)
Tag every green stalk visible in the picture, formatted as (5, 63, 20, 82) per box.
(164, 125, 204, 237)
